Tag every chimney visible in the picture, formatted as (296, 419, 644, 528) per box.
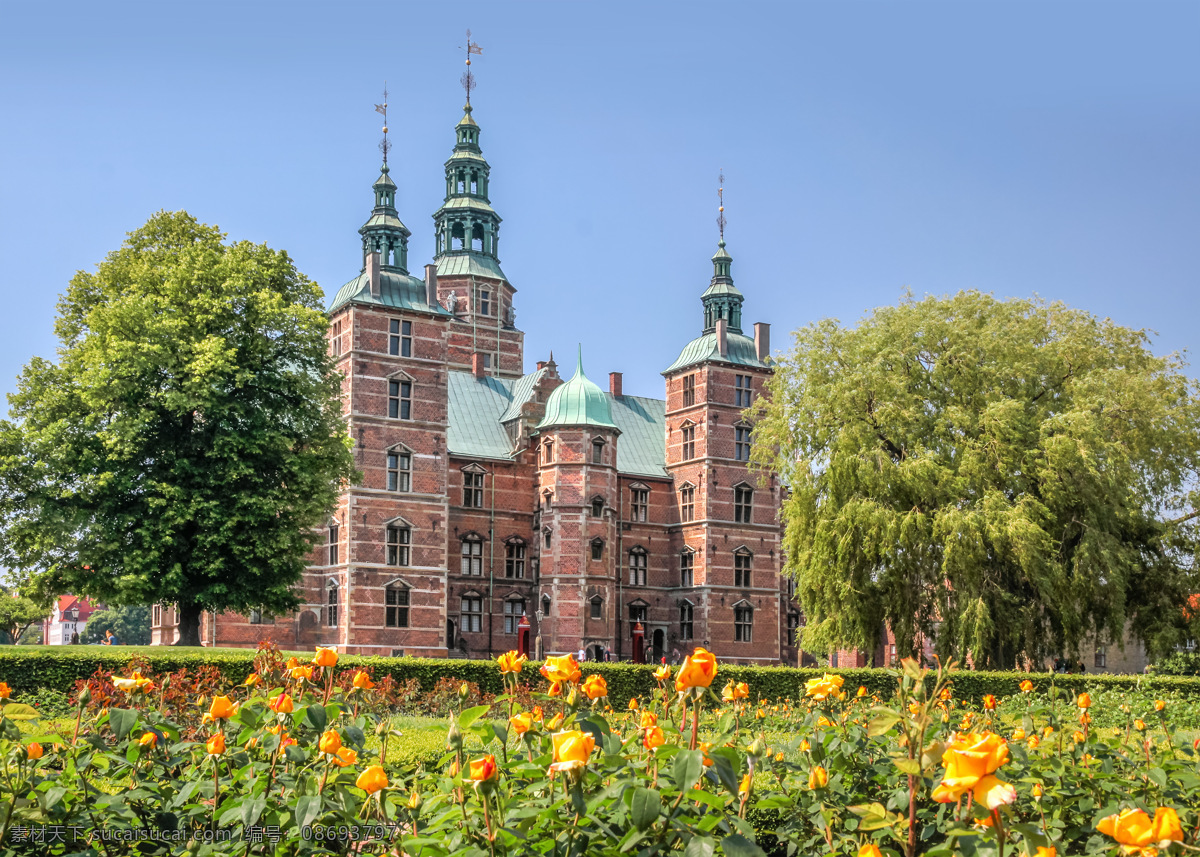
(425, 264, 438, 307)
(715, 318, 729, 358)
(754, 322, 771, 362)
(472, 352, 486, 379)
(609, 372, 623, 398)
(536, 361, 547, 371)
(367, 252, 382, 298)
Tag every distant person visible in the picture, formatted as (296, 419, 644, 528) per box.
(104, 629, 120, 646)
(70, 631, 80, 645)
(604, 646, 613, 663)
(671, 646, 681, 665)
(577, 645, 586, 662)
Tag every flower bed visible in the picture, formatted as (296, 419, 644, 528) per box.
(0, 648, 1195, 855)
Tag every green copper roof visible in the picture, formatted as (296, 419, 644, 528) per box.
(537, 349, 618, 430)
(435, 196, 499, 215)
(328, 269, 452, 315)
(662, 331, 768, 375)
(446, 369, 667, 477)
(432, 253, 508, 282)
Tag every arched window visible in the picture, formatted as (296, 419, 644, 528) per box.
(461, 535, 484, 576)
(628, 547, 647, 586)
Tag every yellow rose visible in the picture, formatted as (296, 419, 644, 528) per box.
(1097, 807, 1183, 851)
(804, 673, 844, 700)
(675, 648, 718, 691)
(859, 845, 884, 857)
(1019, 680, 1034, 693)
(640, 712, 658, 729)
(738, 773, 752, 795)
(1154, 699, 1166, 712)
(356, 765, 389, 794)
(138, 732, 158, 748)
(468, 754, 499, 782)
(243, 673, 261, 687)
(643, 726, 666, 751)
(1033, 848, 1056, 857)
(207, 696, 237, 721)
(654, 665, 671, 682)
(856, 686, 868, 698)
(628, 697, 639, 710)
(807, 765, 828, 789)
(0, 682, 10, 699)
(270, 693, 294, 714)
(1134, 719, 1147, 731)
(931, 731, 1016, 810)
(497, 651, 527, 674)
(313, 647, 339, 668)
(540, 654, 583, 685)
(1011, 729, 1026, 741)
(333, 747, 357, 768)
(206, 734, 226, 756)
(319, 730, 342, 755)
(1076, 693, 1091, 709)
(510, 712, 535, 736)
(582, 675, 608, 700)
(26, 742, 43, 760)
(352, 671, 375, 689)
(549, 730, 595, 772)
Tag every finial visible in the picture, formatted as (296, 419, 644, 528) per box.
(375, 83, 391, 166)
(576, 343, 585, 376)
(460, 29, 483, 106)
(717, 169, 726, 242)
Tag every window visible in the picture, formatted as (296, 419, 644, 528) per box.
(735, 425, 751, 462)
(541, 594, 551, 616)
(630, 486, 648, 522)
(249, 609, 273, 625)
(388, 379, 412, 419)
(680, 485, 695, 523)
(386, 525, 410, 567)
(152, 605, 161, 626)
(682, 374, 695, 407)
(681, 424, 696, 460)
(543, 440, 554, 463)
(734, 485, 753, 523)
(629, 548, 647, 586)
(463, 468, 485, 507)
(504, 599, 525, 634)
(461, 536, 483, 576)
(735, 551, 752, 588)
(734, 604, 753, 642)
(629, 603, 647, 625)
(461, 595, 482, 633)
(590, 597, 603, 620)
(735, 374, 752, 408)
(787, 612, 800, 641)
(543, 528, 552, 549)
(680, 602, 694, 641)
(327, 583, 339, 628)
(389, 319, 412, 357)
(592, 439, 604, 464)
(591, 538, 604, 561)
(387, 450, 411, 492)
(480, 290, 490, 316)
(680, 550, 694, 588)
(786, 578, 796, 599)
(591, 497, 605, 517)
(332, 321, 343, 357)
(505, 541, 526, 579)
(328, 524, 339, 565)
(386, 585, 410, 628)
(1094, 646, 1107, 670)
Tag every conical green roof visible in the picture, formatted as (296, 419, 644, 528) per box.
(537, 347, 618, 430)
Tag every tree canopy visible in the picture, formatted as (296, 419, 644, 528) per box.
(0, 211, 355, 645)
(81, 605, 151, 646)
(750, 291, 1200, 669)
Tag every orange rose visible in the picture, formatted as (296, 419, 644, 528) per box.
(628, 698, 639, 710)
(859, 846, 884, 857)
(540, 654, 582, 685)
(206, 734, 226, 756)
(270, 693, 294, 714)
(856, 686, 868, 698)
(808, 766, 828, 789)
(207, 696, 237, 721)
(531, 706, 544, 722)
(549, 730, 595, 772)
(582, 675, 608, 700)
(1011, 729, 1026, 741)
(1154, 700, 1166, 712)
(654, 665, 671, 682)
(1098, 807, 1183, 853)
(468, 754, 499, 782)
(510, 712, 535, 736)
(243, 673, 261, 687)
(1032, 783, 1043, 799)
(352, 671, 375, 690)
(1077, 693, 1091, 709)
(26, 742, 43, 760)
(643, 726, 665, 751)
(1019, 680, 1034, 693)
(804, 673, 844, 700)
(285, 657, 299, 669)
(675, 648, 718, 691)
(138, 732, 158, 748)
(497, 651, 528, 674)
(699, 741, 714, 767)
(738, 774, 752, 795)
(319, 730, 342, 755)
(0, 682, 10, 699)
(356, 765, 389, 794)
(313, 647, 339, 668)
(1134, 719, 1147, 731)
(290, 665, 314, 682)
(639, 712, 658, 729)
(983, 695, 997, 710)
(1033, 849, 1055, 857)
(334, 747, 358, 768)
(931, 731, 1015, 810)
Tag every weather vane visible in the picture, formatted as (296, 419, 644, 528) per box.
(717, 170, 727, 241)
(460, 29, 483, 105)
(375, 83, 391, 165)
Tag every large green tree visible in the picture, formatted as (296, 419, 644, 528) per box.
(750, 291, 1200, 669)
(80, 605, 151, 646)
(0, 211, 355, 646)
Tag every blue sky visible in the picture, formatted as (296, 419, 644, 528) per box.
(1, 1, 1198, 409)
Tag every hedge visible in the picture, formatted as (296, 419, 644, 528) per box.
(4, 645, 1200, 705)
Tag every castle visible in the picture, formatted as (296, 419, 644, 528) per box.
(152, 95, 806, 665)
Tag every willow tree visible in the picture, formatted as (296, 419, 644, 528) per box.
(750, 291, 1200, 669)
(0, 212, 355, 646)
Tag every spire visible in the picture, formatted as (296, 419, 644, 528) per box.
(433, 36, 503, 266)
(701, 172, 743, 333)
(359, 85, 411, 273)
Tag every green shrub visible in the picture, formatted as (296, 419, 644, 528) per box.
(1154, 651, 1200, 676)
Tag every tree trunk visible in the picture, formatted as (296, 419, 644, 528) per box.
(174, 601, 203, 647)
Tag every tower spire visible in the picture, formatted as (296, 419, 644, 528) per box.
(717, 170, 726, 242)
(460, 30, 482, 107)
(360, 84, 411, 273)
(374, 83, 390, 167)
(701, 170, 743, 333)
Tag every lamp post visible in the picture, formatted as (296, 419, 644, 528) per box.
(534, 609, 545, 660)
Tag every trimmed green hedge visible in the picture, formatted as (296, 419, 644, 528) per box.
(4, 645, 1200, 705)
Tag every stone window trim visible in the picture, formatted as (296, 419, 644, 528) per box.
(386, 444, 413, 493)
(460, 591, 484, 634)
(503, 597, 525, 634)
(384, 577, 412, 628)
(734, 547, 753, 588)
(678, 598, 694, 641)
(385, 517, 413, 567)
(589, 595, 603, 620)
(590, 537, 605, 561)
(629, 482, 649, 523)
(590, 495, 606, 517)
(591, 436, 606, 465)
(682, 373, 696, 407)
(628, 546, 648, 587)
(733, 599, 753, 643)
(679, 420, 697, 461)
(733, 482, 753, 524)
(386, 370, 414, 421)
(460, 532, 485, 576)
(678, 482, 696, 523)
(734, 422, 752, 462)
(542, 526, 552, 549)
(327, 521, 340, 566)
(628, 599, 649, 626)
(504, 537, 527, 579)
(542, 439, 554, 464)
(389, 318, 413, 357)
(735, 374, 753, 408)
(461, 463, 488, 508)
(248, 608, 275, 625)
(325, 577, 340, 628)
(679, 546, 695, 588)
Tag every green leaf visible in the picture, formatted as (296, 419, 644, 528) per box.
(241, 796, 267, 829)
(671, 749, 704, 792)
(1147, 767, 1168, 789)
(867, 710, 902, 737)
(721, 833, 767, 857)
(108, 708, 138, 740)
(708, 747, 740, 794)
(0, 703, 39, 720)
(41, 786, 67, 812)
(304, 704, 327, 733)
(892, 757, 921, 776)
(630, 787, 661, 832)
(294, 795, 322, 830)
(458, 705, 491, 729)
(684, 836, 716, 857)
